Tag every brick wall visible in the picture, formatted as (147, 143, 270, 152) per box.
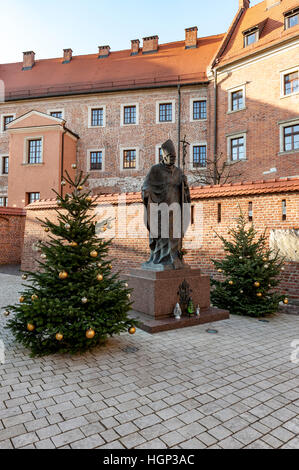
(21, 179, 299, 303)
(0, 207, 26, 264)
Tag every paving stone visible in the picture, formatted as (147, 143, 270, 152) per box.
(160, 431, 185, 447)
(234, 427, 263, 445)
(70, 434, 105, 449)
(136, 438, 167, 449)
(114, 422, 139, 437)
(58, 416, 89, 432)
(270, 426, 295, 443)
(218, 436, 244, 449)
(51, 429, 85, 447)
(11, 432, 38, 448)
(120, 432, 146, 449)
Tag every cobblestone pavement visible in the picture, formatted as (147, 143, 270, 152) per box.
(0, 270, 298, 449)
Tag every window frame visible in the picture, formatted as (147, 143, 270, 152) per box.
(280, 67, 299, 98)
(243, 29, 259, 47)
(284, 9, 299, 30)
(120, 103, 139, 126)
(87, 148, 105, 172)
(23, 137, 43, 165)
(1, 113, 16, 133)
(47, 109, 65, 120)
(226, 132, 247, 162)
(190, 142, 207, 170)
(156, 100, 175, 124)
(88, 105, 106, 128)
(1, 156, 8, 175)
(0, 196, 8, 207)
(279, 118, 299, 154)
(119, 147, 139, 171)
(190, 97, 207, 122)
(227, 84, 246, 113)
(155, 144, 164, 164)
(27, 192, 40, 205)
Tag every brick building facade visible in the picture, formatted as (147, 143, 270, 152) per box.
(0, 0, 298, 208)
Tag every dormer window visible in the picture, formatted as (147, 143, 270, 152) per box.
(244, 29, 258, 47)
(284, 8, 299, 30)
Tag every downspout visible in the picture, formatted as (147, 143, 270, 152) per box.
(60, 129, 66, 197)
(213, 68, 218, 185)
(177, 83, 181, 168)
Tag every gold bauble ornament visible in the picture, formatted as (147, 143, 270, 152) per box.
(81, 297, 88, 304)
(44, 227, 50, 233)
(218, 269, 223, 273)
(240, 290, 244, 294)
(124, 283, 128, 288)
(57, 199, 62, 206)
(97, 262, 102, 268)
(3, 310, 10, 317)
(229, 280, 234, 285)
(27, 323, 35, 331)
(78, 186, 83, 191)
(128, 327, 136, 335)
(239, 256, 243, 259)
(263, 257, 267, 262)
(31, 294, 38, 301)
(71, 163, 77, 169)
(281, 267, 285, 271)
(19, 296, 25, 303)
(97, 274, 103, 281)
(70, 241, 78, 247)
(56, 333, 63, 341)
(41, 254, 47, 259)
(257, 292, 262, 297)
(22, 274, 28, 280)
(86, 196, 92, 202)
(90, 250, 98, 258)
(254, 282, 260, 288)
(86, 328, 95, 339)
(127, 293, 131, 300)
(108, 264, 112, 270)
(283, 298, 288, 304)
(59, 271, 68, 280)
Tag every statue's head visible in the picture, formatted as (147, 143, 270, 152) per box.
(161, 139, 176, 166)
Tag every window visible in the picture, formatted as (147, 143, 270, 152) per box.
(0, 196, 8, 207)
(28, 139, 42, 164)
(3, 115, 14, 131)
(193, 100, 207, 120)
(244, 30, 258, 47)
(28, 192, 40, 204)
(123, 106, 136, 125)
(231, 90, 244, 111)
(50, 111, 63, 119)
(282, 200, 287, 221)
(217, 203, 221, 223)
(90, 151, 102, 170)
(159, 103, 172, 122)
(285, 9, 299, 29)
(159, 147, 163, 162)
(192, 145, 207, 168)
(191, 205, 195, 226)
(230, 136, 245, 161)
(91, 108, 103, 127)
(2, 156, 8, 174)
(283, 124, 299, 152)
(123, 149, 136, 169)
(248, 202, 253, 222)
(284, 71, 299, 96)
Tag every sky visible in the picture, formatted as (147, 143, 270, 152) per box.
(0, 0, 262, 64)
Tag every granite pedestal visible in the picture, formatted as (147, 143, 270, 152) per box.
(125, 268, 229, 333)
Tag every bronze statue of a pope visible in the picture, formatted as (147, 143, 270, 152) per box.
(141, 139, 190, 271)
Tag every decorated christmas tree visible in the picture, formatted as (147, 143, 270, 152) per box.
(4, 171, 137, 356)
(211, 211, 288, 317)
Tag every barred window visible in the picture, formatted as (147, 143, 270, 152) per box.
(159, 103, 172, 122)
(91, 108, 103, 126)
(231, 90, 244, 111)
(28, 192, 40, 204)
(231, 137, 245, 161)
(283, 124, 299, 152)
(284, 72, 299, 95)
(28, 139, 42, 164)
(90, 151, 102, 170)
(2, 157, 8, 174)
(193, 145, 207, 168)
(50, 111, 63, 119)
(4, 115, 14, 130)
(124, 106, 136, 124)
(193, 100, 207, 120)
(123, 150, 136, 169)
(0, 196, 8, 207)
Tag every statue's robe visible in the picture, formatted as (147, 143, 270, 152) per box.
(141, 162, 190, 270)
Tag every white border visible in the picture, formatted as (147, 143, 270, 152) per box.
(227, 132, 247, 162)
(119, 146, 139, 171)
(120, 103, 139, 126)
(0, 154, 8, 175)
(227, 84, 246, 113)
(0, 113, 16, 133)
(189, 142, 207, 170)
(88, 105, 106, 128)
(280, 66, 299, 98)
(279, 118, 299, 153)
(156, 100, 175, 124)
(87, 148, 105, 172)
(23, 136, 44, 164)
(189, 98, 207, 122)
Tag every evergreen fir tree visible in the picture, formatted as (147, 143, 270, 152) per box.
(211, 211, 288, 317)
(5, 172, 137, 356)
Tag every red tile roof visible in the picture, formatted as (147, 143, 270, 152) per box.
(215, 0, 299, 68)
(25, 178, 299, 209)
(0, 34, 224, 101)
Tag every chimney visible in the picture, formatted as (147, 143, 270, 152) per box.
(142, 36, 159, 54)
(131, 39, 140, 56)
(63, 48, 72, 63)
(239, 0, 250, 8)
(22, 51, 35, 70)
(185, 27, 198, 49)
(266, 0, 281, 9)
(98, 45, 110, 59)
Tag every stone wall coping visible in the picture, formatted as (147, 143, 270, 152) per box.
(0, 207, 26, 216)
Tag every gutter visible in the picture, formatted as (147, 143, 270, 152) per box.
(177, 83, 181, 168)
(60, 129, 66, 197)
(213, 69, 218, 185)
